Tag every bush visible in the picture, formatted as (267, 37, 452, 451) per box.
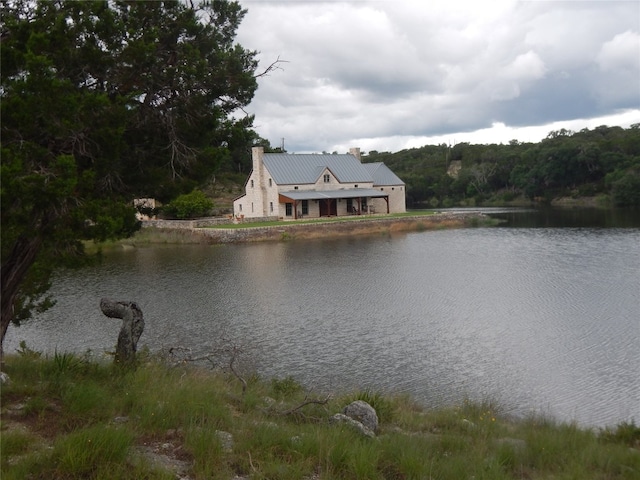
(162, 190, 213, 219)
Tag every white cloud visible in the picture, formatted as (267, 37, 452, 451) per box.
(237, 0, 640, 153)
(597, 30, 640, 71)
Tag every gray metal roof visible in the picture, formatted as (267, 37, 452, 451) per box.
(279, 188, 388, 200)
(363, 162, 405, 186)
(263, 153, 373, 184)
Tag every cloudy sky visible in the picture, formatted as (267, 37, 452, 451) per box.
(235, 0, 640, 153)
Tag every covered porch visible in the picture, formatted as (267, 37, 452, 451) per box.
(278, 188, 389, 220)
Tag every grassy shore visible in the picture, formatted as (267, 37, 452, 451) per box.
(92, 210, 498, 249)
(1, 350, 638, 479)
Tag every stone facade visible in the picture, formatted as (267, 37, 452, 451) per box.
(234, 147, 406, 220)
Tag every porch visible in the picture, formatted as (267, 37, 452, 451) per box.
(278, 188, 389, 220)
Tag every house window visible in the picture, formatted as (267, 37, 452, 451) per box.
(251, 202, 254, 212)
(323, 174, 330, 183)
(294, 186, 298, 190)
(239, 204, 242, 212)
(269, 178, 272, 187)
(355, 184, 358, 188)
(302, 200, 309, 215)
(285, 203, 292, 216)
(381, 188, 384, 191)
(346, 198, 353, 212)
(250, 179, 254, 188)
(392, 187, 395, 190)
(362, 198, 368, 210)
(270, 202, 273, 212)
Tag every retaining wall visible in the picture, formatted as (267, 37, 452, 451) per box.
(186, 212, 487, 244)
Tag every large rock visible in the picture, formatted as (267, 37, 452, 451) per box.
(329, 413, 376, 438)
(342, 400, 379, 432)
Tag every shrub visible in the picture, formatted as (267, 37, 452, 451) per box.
(162, 190, 213, 219)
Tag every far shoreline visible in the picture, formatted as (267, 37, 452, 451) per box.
(127, 211, 495, 246)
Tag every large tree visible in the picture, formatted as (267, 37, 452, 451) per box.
(1, 0, 259, 355)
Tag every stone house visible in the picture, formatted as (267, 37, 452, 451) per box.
(233, 147, 406, 220)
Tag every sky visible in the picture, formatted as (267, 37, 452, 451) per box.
(235, 0, 640, 154)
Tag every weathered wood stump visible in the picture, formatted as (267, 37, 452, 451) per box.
(100, 298, 144, 365)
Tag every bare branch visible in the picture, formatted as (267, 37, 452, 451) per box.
(226, 344, 247, 393)
(254, 55, 288, 79)
(278, 393, 332, 416)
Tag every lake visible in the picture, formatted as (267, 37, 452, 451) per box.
(5, 208, 640, 428)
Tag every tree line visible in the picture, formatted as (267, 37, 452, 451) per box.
(364, 125, 640, 208)
(1, 0, 262, 354)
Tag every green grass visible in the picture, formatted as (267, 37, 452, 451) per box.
(2, 352, 638, 479)
(207, 210, 438, 229)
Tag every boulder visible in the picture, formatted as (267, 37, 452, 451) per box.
(329, 413, 375, 438)
(343, 400, 378, 432)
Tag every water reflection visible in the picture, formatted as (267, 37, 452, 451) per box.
(5, 209, 639, 428)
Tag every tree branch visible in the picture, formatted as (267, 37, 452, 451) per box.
(278, 393, 332, 416)
(254, 55, 288, 78)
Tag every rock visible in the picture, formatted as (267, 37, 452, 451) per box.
(0, 372, 10, 386)
(215, 430, 234, 453)
(329, 413, 376, 438)
(343, 400, 378, 432)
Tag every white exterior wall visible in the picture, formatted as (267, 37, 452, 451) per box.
(234, 146, 406, 218)
(369, 186, 406, 214)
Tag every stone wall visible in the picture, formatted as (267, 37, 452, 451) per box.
(193, 212, 487, 244)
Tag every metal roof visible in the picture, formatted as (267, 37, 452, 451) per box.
(363, 162, 405, 186)
(263, 153, 373, 184)
(279, 188, 388, 201)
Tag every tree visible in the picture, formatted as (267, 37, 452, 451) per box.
(1, 0, 259, 355)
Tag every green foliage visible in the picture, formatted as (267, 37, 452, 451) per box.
(608, 166, 640, 206)
(271, 375, 304, 399)
(600, 421, 640, 448)
(51, 425, 133, 477)
(0, 430, 34, 459)
(365, 125, 640, 207)
(162, 189, 214, 219)
(2, 354, 640, 480)
(1, 0, 261, 344)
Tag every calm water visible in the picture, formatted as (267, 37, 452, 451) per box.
(5, 208, 640, 427)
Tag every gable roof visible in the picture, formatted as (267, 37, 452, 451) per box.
(363, 162, 405, 186)
(263, 153, 372, 185)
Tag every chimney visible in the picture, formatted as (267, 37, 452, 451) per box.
(252, 146, 265, 186)
(349, 147, 361, 162)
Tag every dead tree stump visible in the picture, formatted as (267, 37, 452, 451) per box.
(100, 298, 144, 365)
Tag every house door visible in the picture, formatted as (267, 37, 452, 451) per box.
(319, 199, 337, 217)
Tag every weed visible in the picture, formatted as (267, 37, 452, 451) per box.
(2, 353, 638, 480)
(600, 420, 640, 448)
(15, 340, 41, 359)
(51, 425, 133, 477)
(271, 375, 303, 399)
(0, 429, 34, 458)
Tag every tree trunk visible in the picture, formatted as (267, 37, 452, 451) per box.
(1, 235, 43, 361)
(100, 298, 145, 366)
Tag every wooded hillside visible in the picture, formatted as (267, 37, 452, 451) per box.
(363, 125, 640, 208)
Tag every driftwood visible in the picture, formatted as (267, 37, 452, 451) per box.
(100, 298, 144, 365)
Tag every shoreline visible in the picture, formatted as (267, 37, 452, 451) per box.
(137, 211, 492, 245)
